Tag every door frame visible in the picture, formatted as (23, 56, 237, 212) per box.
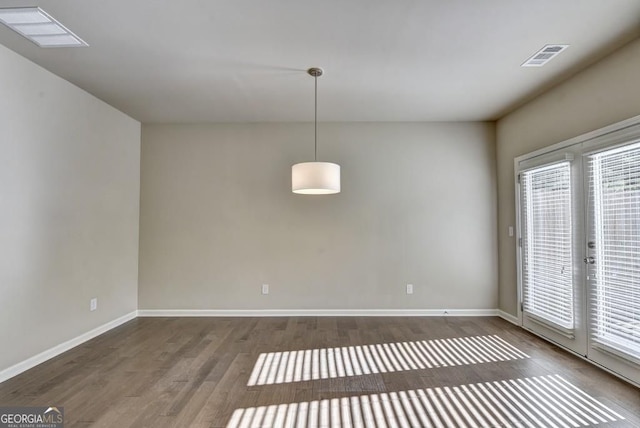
(513, 114, 640, 387)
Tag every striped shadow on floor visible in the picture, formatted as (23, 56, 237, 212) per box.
(229, 374, 624, 428)
(247, 335, 529, 386)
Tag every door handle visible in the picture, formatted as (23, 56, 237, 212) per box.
(583, 256, 595, 265)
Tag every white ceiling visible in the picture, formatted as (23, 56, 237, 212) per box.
(1, 1, 639, 123)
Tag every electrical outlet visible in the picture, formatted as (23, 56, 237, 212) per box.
(90, 298, 97, 311)
(261, 284, 269, 295)
(509, 226, 514, 237)
(406, 284, 413, 295)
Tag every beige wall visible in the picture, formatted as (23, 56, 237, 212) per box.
(139, 122, 497, 310)
(497, 37, 640, 316)
(0, 44, 141, 372)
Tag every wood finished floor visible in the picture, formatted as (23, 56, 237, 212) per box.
(0, 316, 638, 427)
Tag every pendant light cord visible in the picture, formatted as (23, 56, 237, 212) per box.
(314, 73, 318, 162)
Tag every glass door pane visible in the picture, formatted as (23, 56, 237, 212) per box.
(520, 160, 586, 354)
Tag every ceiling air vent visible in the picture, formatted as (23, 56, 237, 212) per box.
(0, 7, 88, 48)
(522, 44, 569, 67)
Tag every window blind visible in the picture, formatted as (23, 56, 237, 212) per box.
(589, 141, 640, 360)
(521, 162, 574, 330)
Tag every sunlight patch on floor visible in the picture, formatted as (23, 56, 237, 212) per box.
(247, 335, 529, 386)
(229, 374, 623, 428)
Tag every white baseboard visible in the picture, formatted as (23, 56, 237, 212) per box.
(0, 310, 137, 384)
(498, 310, 520, 325)
(138, 309, 499, 317)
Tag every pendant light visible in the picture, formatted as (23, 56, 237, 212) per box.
(292, 67, 341, 194)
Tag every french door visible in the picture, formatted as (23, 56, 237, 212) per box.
(584, 139, 640, 384)
(517, 123, 640, 386)
(518, 147, 587, 356)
